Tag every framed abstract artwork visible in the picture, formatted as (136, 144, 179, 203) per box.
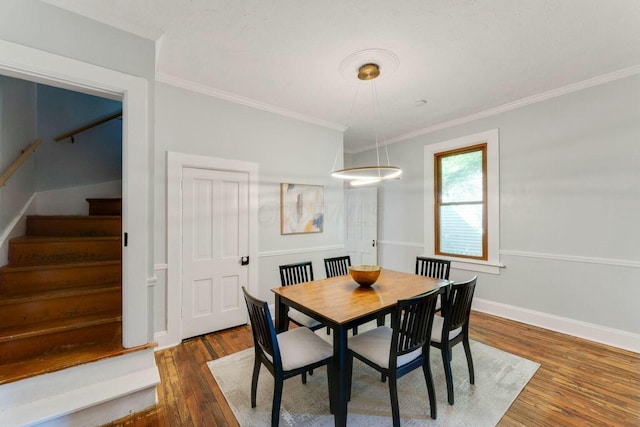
(280, 183, 324, 234)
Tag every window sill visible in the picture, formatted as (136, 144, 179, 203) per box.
(420, 254, 504, 275)
(450, 258, 504, 275)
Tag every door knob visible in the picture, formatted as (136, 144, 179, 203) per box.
(241, 256, 249, 265)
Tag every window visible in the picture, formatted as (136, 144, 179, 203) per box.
(424, 129, 501, 274)
(435, 144, 487, 260)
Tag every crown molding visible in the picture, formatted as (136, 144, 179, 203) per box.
(348, 64, 640, 154)
(156, 72, 347, 133)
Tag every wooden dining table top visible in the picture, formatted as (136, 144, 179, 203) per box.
(271, 268, 449, 326)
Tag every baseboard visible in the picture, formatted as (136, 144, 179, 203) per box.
(153, 330, 177, 351)
(473, 298, 640, 353)
(0, 193, 36, 265)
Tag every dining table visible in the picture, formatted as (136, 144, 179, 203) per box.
(272, 268, 449, 427)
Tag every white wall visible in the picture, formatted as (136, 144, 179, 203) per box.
(35, 180, 122, 215)
(153, 82, 345, 337)
(0, 0, 155, 80)
(0, 75, 37, 233)
(350, 73, 640, 348)
(35, 84, 122, 192)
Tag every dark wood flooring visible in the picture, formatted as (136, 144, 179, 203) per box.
(102, 311, 640, 426)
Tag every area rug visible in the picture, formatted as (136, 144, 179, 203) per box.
(207, 337, 539, 426)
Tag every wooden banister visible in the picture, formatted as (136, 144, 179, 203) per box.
(54, 110, 122, 142)
(0, 139, 42, 187)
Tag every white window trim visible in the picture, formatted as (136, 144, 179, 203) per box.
(424, 129, 502, 275)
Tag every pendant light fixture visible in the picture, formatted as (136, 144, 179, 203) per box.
(332, 60, 402, 186)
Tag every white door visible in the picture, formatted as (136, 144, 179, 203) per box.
(345, 187, 378, 265)
(181, 167, 249, 339)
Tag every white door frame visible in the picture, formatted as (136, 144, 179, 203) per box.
(166, 152, 258, 348)
(0, 39, 150, 348)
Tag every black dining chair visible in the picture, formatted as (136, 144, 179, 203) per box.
(430, 276, 477, 405)
(280, 261, 314, 285)
(242, 287, 334, 426)
(415, 256, 451, 280)
(416, 256, 451, 313)
(324, 255, 351, 278)
(323, 255, 362, 336)
(278, 261, 323, 331)
(347, 287, 443, 426)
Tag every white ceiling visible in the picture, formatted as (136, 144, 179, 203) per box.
(45, 0, 640, 153)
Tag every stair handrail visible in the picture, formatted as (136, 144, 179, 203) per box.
(0, 139, 42, 188)
(54, 110, 122, 143)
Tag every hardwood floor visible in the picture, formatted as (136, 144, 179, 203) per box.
(103, 311, 639, 426)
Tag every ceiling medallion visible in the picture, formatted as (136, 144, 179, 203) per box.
(338, 48, 399, 82)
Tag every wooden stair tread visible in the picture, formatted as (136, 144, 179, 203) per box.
(0, 282, 121, 305)
(0, 340, 155, 385)
(10, 236, 121, 243)
(28, 215, 121, 219)
(0, 313, 122, 342)
(0, 259, 121, 273)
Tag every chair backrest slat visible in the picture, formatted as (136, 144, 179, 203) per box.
(324, 255, 351, 278)
(279, 261, 314, 286)
(415, 256, 451, 280)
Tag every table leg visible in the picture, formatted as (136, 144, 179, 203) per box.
(274, 294, 289, 333)
(331, 325, 348, 427)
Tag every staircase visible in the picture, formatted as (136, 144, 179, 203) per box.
(0, 198, 130, 385)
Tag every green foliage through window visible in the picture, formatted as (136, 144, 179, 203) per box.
(441, 150, 483, 203)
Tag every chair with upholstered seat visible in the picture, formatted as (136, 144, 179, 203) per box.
(347, 287, 443, 426)
(242, 287, 334, 426)
(279, 261, 323, 331)
(324, 255, 351, 278)
(430, 276, 477, 405)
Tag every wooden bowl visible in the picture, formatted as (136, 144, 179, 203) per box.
(349, 265, 382, 287)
